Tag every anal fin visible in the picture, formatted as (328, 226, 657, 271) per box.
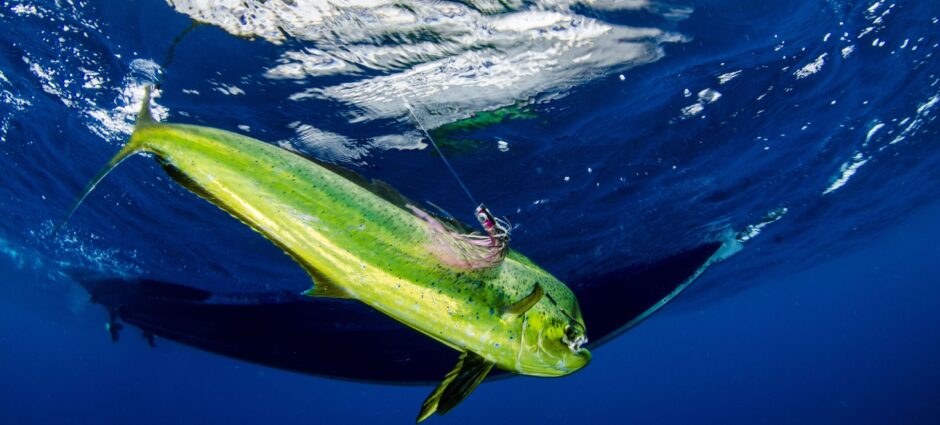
(299, 264, 353, 299)
(417, 351, 495, 423)
(301, 281, 352, 299)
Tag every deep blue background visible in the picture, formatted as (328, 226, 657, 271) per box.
(2, 195, 938, 425)
(1, 0, 939, 423)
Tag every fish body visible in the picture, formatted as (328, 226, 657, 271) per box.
(69, 88, 590, 420)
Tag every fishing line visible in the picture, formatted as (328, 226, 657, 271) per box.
(157, 21, 201, 90)
(144, 20, 203, 92)
(157, 26, 482, 211)
(402, 98, 479, 208)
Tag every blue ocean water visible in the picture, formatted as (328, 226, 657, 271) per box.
(1, 0, 939, 423)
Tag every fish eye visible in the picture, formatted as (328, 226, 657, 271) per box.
(564, 325, 577, 339)
(561, 320, 588, 353)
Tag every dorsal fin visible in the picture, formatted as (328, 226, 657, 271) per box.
(287, 150, 415, 210)
(502, 283, 544, 316)
(286, 149, 478, 235)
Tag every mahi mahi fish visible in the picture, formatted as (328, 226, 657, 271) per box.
(67, 87, 591, 421)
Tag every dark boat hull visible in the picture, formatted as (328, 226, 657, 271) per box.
(77, 242, 723, 383)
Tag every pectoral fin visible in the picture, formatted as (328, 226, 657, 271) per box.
(501, 282, 544, 316)
(416, 351, 495, 423)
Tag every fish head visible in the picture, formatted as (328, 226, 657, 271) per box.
(518, 288, 591, 376)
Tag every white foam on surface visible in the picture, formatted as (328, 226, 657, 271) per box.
(794, 53, 827, 79)
(823, 152, 868, 195)
(282, 121, 366, 163)
(841, 45, 855, 58)
(279, 125, 428, 164)
(865, 122, 885, 145)
(736, 207, 788, 243)
(168, 0, 687, 128)
(24, 56, 72, 106)
(264, 48, 360, 79)
(680, 102, 704, 117)
(698, 88, 722, 103)
(10, 4, 43, 17)
(85, 59, 169, 142)
(0, 70, 31, 114)
(79, 67, 104, 89)
(370, 134, 427, 151)
(889, 93, 938, 145)
(212, 83, 246, 96)
(717, 70, 741, 85)
(20, 15, 170, 145)
(679, 88, 722, 118)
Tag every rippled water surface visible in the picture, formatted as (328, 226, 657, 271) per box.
(1, 0, 939, 423)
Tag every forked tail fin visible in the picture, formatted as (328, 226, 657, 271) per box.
(58, 85, 156, 231)
(135, 84, 156, 126)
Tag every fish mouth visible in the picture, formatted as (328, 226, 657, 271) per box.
(563, 334, 588, 353)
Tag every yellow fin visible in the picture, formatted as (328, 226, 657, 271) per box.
(416, 351, 494, 423)
(136, 84, 156, 125)
(59, 86, 156, 231)
(298, 261, 353, 299)
(301, 282, 352, 299)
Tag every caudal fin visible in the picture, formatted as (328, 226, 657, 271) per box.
(58, 85, 156, 231)
(135, 84, 156, 126)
